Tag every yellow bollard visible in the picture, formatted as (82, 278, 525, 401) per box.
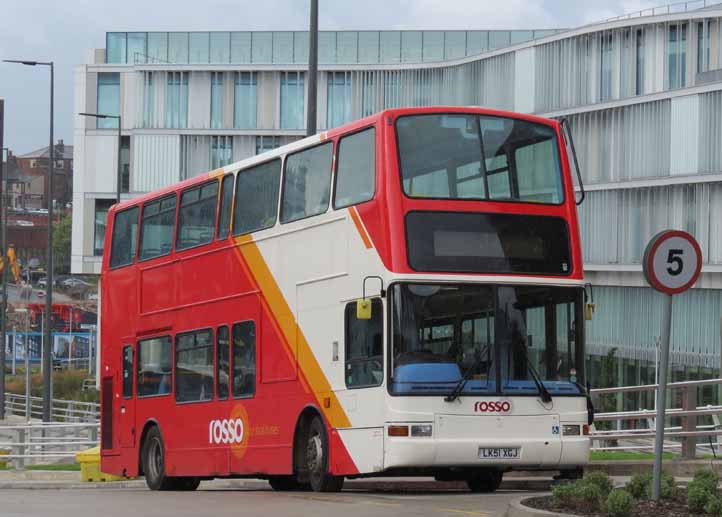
(75, 446, 129, 482)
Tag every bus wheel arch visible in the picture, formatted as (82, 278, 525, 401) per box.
(292, 405, 344, 492)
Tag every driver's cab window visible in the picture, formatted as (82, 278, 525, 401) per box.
(345, 299, 383, 388)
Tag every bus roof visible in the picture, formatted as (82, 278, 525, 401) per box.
(109, 106, 559, 215)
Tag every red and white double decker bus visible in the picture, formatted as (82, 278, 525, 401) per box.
(100, 106, 592, 493)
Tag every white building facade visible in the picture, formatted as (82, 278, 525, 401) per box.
(73, 5, 722, 393)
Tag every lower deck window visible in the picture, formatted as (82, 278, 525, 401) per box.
(175, 329, 214, 403)
(232, 322, 256, 398)
(137, 336, 172, 397)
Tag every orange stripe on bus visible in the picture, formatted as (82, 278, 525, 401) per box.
(233, 235, 352, 429)
(349, 207, 373, 249)
(208, 168, 225, 178)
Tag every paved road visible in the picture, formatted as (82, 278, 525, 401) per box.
(1, 485, 531, 517)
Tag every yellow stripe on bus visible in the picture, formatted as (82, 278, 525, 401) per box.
(233, 235, 352, 429)
(208, 168, 225, 178)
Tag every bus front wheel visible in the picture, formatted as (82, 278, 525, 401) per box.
(141, 426, 200, 491)
(303, 416, 344, 493)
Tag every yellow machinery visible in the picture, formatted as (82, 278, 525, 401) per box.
(0, 244, 22, 285)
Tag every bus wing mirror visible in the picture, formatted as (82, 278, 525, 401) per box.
(357, 299, 372, 320)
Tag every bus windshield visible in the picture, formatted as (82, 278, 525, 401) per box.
(396, 113, 564, 204)
(389, 283, 583, 396)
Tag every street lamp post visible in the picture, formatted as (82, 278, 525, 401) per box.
(3, 59, 54, 422)
(78, 113, 122, 205)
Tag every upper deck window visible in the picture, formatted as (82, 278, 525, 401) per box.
(177, 181, 218, 251)
(281, 142, 333, 223)
(109, 206, 139, 268)
(334, 128, 376, 209)
(396, 114, 564, 205)
(139, 195, 177, 261)
(233, 159, 281, 236)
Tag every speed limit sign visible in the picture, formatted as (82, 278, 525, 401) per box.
(643, 230, 702, 295)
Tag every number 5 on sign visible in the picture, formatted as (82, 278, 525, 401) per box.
(643, 230, 702, 295)
(642, 229, 701, 501)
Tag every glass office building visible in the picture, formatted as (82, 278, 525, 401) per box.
(74, 6, 722, 395)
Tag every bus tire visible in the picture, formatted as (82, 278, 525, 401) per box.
(304, 416, 344, 493)
(466, 469, 503, 493)
(141, 425, 175, 491)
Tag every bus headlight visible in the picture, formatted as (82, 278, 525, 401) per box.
(562, 424, 580, 436)
(410, 424, 433, 437)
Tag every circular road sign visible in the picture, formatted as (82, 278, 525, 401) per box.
(643, 230, 702, 295)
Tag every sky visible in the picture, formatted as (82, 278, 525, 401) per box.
(0, 0, 657, 154)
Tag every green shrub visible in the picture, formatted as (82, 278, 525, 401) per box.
(584, 471, 614, 498)
(693, 468, 720, 493)
(606, 489, 634, 517)
(705, 495, 722, 516)
(552, 482, 577, 506)
(552, 479, 603, 511)
(625, 471, 676, 500)
(660, 471, 678, 500)
(688, 482, 715, 513)
(626, 472, 652, 500)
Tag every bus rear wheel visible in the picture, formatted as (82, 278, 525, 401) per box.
(141, 426, 200, 491)
(303, 416, 344, 493)
(466, 469, 503, 493)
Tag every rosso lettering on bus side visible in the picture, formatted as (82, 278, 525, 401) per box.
(208, 418, 245, 445)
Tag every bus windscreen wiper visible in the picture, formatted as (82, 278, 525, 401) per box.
(445, 345, 490, 403)
(519, 344, 552, 403)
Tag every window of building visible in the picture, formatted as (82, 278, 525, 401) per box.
(120, 136, 130, 193)
(232, 321, 256, 398)
(168, 32, 189, 64)
(177, 181, 218, 251)
(210, 136, 233, 170)
(600, 33, 613, 101)
(142, 72, 154, 128)
(422, 31, 444, 61)
(217, 326, 230, 400)
(189, 32, 210, 64)
(345, 299, 383, 388)
(175, 329, 214, 403)
(210, 72, 223, 129)
(384, 73, 400, 109)
(106, 32, 127, 64)
(137, 336, 172, 397)
(698, 21, 710, 73)
(380, 31, 401, 64)
(217, 175, 234, 239)
(668, 23, 687, 89)
(97, 73, 120, 129)
(233, 159, 281, 235)
(165, 71, 189, 128)
(210, 32, 230, 63)
(127, 32, 147, 64)
(281, 142, 333, 223)
(358, 31, 380, 64)
(280, 72, 304, 130)
(94, 199, 115, 256)
(109, 206, 139, 268)
(234, 72, 257, 129)
(255, 136, 281, 155)
(147, 33, 168, 64)
(122, 345, 133, 398)
(334, 128, 375, 209)
(139, 195, 176, 261)
(360, 75, 376, 117)
(636, 29, 645, 95)
(327, 72, 352, 128)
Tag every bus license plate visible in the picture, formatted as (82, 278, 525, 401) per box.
(478, 447, 520, 459)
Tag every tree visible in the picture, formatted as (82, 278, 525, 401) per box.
(52, 213, 72, 275)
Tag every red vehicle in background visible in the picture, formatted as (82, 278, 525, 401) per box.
(100, 107, 591, 493)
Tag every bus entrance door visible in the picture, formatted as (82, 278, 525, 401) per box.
(119, 340, 136, 448)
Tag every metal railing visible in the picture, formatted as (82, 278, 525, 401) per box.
(3, 393, 99, 422)
(604, 0, 721, 22)
(590, 378, 722, 458)
(0, 422, 98, 470)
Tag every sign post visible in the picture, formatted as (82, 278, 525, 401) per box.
(643, 230, 702, 501)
